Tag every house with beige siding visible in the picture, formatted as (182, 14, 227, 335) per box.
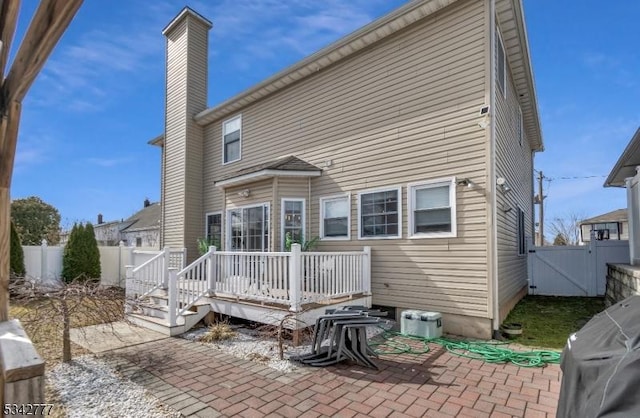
(140, 0, 543, 339)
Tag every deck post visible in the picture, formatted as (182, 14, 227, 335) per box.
(162, 246, 170, 289)
(168, 268, 178, 327)
(208, 246, 216, 294)
(363, 246, 372, 295)
(289, 244, 302, 312)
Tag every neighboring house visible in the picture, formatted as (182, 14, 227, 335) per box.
(150, 0, 543, 338)
(579, 209, 628, 244)
(119, 200, 162, 248)
(62, 199, 161, 248)
(605, 127, 640, 265)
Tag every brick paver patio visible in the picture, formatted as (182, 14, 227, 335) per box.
(103, 337, 561, 417)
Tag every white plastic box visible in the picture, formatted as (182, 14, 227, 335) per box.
(400, 310, 443, 339)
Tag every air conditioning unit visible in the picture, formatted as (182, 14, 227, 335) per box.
(400, 310, 443, 339)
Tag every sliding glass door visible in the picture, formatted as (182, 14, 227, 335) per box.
(227, 204, 270, 252)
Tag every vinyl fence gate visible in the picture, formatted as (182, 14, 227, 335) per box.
(527, 240, 629, 296)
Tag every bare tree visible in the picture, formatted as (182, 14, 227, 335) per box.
(10, 277, 124, 362)
(549, 212, 587, 246)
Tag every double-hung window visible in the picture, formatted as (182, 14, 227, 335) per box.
(320, 194, 350, 239)
(223, 115, 241, 164)
(205, 212, 222, 249)
(358, 188, 401, 239)
(517, 207, 526, 255)
(409, 178, 457, 238)
(281, 199, 305, 248)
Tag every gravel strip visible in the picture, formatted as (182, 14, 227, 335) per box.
(182, 320, 394, 373)
(48, 356, 179, 418)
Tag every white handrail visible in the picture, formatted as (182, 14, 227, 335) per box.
(176, 248, 214, 315)
(126, 247, 168, 299)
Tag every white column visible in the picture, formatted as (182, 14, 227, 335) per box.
(627, 177, 636, 265)
(207, 246, 216, 294)
(363, 246, 372, 295)
(289, 244, 302, 312)
(162, 246, 170, 288)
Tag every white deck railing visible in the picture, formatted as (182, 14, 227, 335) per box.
(125, 246, 186, 299)
(128, 244, 371, 326)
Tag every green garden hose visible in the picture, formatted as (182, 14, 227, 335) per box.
(370, 330, 561, 368)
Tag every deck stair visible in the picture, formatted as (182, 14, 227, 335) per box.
(127, 287, 211, 336)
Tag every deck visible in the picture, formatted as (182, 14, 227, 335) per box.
(125, 244, 372, 334)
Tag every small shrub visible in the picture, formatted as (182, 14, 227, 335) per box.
(62, 222, 101, 282)
(284, 232, 320, 252)
(199, 322, 236, 342)
(10, 221, 26, 277)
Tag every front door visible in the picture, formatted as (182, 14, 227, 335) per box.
(227, 204, 270, 252)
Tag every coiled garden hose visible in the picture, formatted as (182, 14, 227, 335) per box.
(370, 329, 561, 368)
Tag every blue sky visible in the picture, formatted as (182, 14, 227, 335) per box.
(9, 1, 640, 237)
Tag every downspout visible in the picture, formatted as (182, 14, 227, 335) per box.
(488, 0, 501, 336)
(308, 177, 312, 241)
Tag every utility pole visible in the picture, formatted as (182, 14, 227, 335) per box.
(538, 171, 545, 246)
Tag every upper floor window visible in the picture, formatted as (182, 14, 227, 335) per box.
(358, 188, 401, 239)
(223, 115, 241, 164)
(496, 28, 506, 97)
(408, 178, 457, 238)
(320, 194, 350, 240)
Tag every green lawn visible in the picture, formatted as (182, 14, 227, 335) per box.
(503, 296, 605, 349)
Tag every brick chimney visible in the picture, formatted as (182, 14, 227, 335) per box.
(161, 8, 212, 259)
(97, 213, 103, 224)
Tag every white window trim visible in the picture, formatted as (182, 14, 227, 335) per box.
(222, 114, 242, 165)
(357, 186, 402, 240)
(319, 193, 351, 241)
(225, 201, 271, 251)
(408, 177, 457, 239)
(205, 211, 223, 250)
(280, 198, 306, 249)
(496, 28, 506, 99)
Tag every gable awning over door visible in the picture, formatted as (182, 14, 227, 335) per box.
(214, 155, 322, 189)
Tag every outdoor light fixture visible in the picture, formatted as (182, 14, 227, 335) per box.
(456, 178, 474, 188)
(496, 177, 512, 193)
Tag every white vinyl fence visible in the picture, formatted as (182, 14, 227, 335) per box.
(22, 241, 160, 288)
(528, 239, 630, 296)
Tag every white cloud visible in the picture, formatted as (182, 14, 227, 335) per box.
(86, 156, 133, 168)
(14, 134, 55, 171)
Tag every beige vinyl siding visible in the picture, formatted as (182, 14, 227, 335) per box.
(163, 16, 210, 259)
(495, 23, 534, 319)
(163, 18, 188, 250)
(203, 0, 489, 318)
(275, 177, 310, 251)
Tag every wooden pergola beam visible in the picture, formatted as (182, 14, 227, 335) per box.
(0, 0, 83, 321)
(3, 0, 82, 105)
(0, 0, 21, 81)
